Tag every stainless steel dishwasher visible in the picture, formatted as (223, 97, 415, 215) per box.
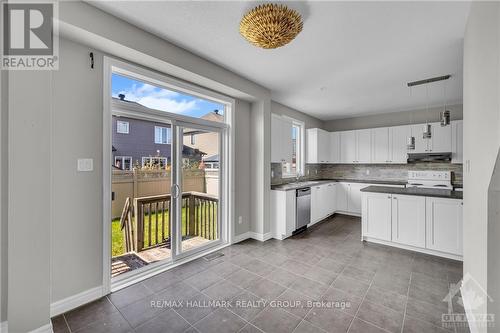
(295, 187, 311, 232)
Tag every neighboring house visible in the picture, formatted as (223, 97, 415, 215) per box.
(112, 97, 204, 170)
(183, 110, 223, 169)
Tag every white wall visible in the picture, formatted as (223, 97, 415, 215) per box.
(51, 38, 104, 303)
(251, 100, 271, 236)
(462, 2, 500, 332)
(8, 71, 52, 332)
(234, 100, 252, 237)
(324, 104, 463, 131)
(271, 101, 325, 130)
(0, 62, 8, 326)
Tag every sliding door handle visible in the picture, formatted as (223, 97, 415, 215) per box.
(172, 184, 180, 199)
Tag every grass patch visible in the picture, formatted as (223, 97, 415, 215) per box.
(112, 204, 217, 257)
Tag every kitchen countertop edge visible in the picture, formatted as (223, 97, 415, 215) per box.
(360, 185, 463, 200)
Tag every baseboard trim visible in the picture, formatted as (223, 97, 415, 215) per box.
(362, 236, 463, 261)
(29, 322, 53, 333)
(233, 232, 251, 243)
(249, 232, 272, 242)
(50, 286, 104, 317)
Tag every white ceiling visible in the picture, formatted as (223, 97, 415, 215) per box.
(91, 1, 470, 120)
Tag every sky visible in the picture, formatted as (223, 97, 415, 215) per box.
(112, 73, 224, 118)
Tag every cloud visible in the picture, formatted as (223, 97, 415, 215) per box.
(115, 83, 197, 114)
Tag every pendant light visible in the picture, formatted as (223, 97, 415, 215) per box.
(440, 80, 451, 126)
(406, 86, 415, 150)
(422, 84, 432, 139)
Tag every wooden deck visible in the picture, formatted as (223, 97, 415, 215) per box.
(111, 236, 211, 277)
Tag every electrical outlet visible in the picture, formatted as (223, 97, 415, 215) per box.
(238, 216, 243, 224)
(271, 170, 274, 178)
(366, 169, 370, 175)
(315, 170, 318, 175)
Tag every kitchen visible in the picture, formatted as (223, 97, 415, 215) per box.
(6, 2, 500, 333)
(271, 99, 464, 261)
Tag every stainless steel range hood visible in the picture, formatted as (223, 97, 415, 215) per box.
(407, 152, 452, 163)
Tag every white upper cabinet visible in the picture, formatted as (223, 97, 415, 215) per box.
(330, 132, 340, 163)
(429, 122, 452, 153)
(371, 127, 390, 163)
(356, 129, 372, 163)
(340, 129, 371, 163)
(451, 120, 463, 163)
(307, 121, 453, 165)
(307, 128, 331, 163)
(410, 122, 452, 153)
(411, 123, 429, 153)
(271, 115, 294, 163)
(340, 130, 356, 163)
(390, 125, 410, 163)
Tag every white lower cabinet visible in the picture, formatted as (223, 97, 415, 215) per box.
(336, 183, 349, 212)
(311, 185, 322, 223)
(324, 183, 337, 216)
(270, 190, 296, 240)
(362, 192, 463, 259)
(391, 195, 426, 248)
(362, 192, 392, 241)
(311, 183, 337, 224)
(348, 183, 365, 214)
(426, 197, 463, 256)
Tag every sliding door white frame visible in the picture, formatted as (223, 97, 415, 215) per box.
(102, 56, 235, 294)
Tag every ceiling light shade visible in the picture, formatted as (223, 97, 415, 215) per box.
(239, 4, 303, 49)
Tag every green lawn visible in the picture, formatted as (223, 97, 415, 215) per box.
(112, 204, 217, 257)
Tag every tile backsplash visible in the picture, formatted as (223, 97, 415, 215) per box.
(271, 162, 463, 187)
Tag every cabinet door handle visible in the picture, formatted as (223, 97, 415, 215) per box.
(387, 196, 391, 199)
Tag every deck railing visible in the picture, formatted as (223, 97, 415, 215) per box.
(121, 192, 218, 253)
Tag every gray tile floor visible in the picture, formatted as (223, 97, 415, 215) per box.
(53, 215, 469, 333)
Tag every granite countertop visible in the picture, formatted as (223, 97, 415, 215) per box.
(271, 178, 407, 191)
(360, 185, 463, 200)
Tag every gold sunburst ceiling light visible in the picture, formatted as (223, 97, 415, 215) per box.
(239, 4, 303, 49)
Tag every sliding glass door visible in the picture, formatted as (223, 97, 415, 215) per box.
(108, 61, 230, 286)
(173, 123, 223, 257)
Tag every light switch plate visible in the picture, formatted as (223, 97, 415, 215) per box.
(77, 158, 93, 172)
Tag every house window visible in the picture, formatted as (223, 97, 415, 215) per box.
(142, 156, 168, 168)
(283, 120, 304, 177)
(114, 156, 132, 170)
(117, 121, 129, 134)
(205, 162, 219, 169)
(154, 126, 171, 144)
(191, 134, 196, 145)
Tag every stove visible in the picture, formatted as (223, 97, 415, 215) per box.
(407, 170, 453, 190)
